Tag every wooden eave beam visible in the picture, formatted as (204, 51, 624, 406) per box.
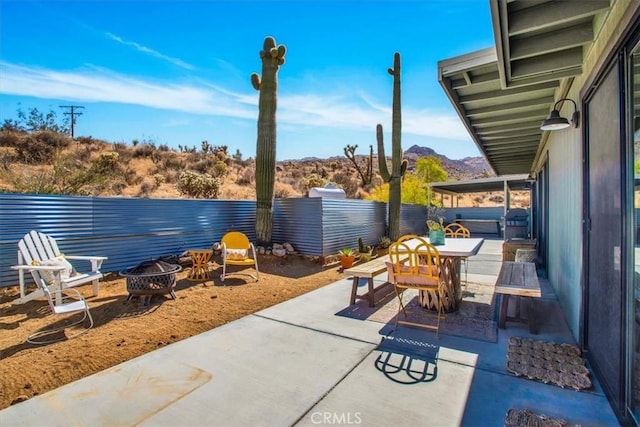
(509, 0, 609, 36)
(510, 22, 593, 60)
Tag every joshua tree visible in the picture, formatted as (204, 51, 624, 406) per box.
(343, 144, 373, 186)
(251, 36, 286, 246)
(376, 52, 407, 242)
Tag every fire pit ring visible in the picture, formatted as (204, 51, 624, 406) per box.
(119, 259, 182, 300)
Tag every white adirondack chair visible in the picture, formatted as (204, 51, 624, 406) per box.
(11, 230, 107, 305)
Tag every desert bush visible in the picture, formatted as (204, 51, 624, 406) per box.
(163, 170, 179, 184)
(158, 144, 170, 152)
(0, 130, 22, 147)
(113, 142, 127, 151)
(34, 130, 72, 148)
(0, 147, 17, 167)
(212, 160, 227, 177)
(332, 172, 358, 198)
(91, 152, 120, 174)
(236, 167, 254, 186)
(138, 178, 158, 197)
(191, 158, 214, 174)
(15, 136, 55, 164)
(75, 136, 94, 145)
(176, 170, 220, 199)
(274, 181, 295, 198)
(133, 143, 155, 158)
(163, 155, 185, 170)
(489, 195, 504, 203)
(153, 174, 166, 185)
(301, 173, 327, 192)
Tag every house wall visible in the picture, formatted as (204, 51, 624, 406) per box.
(546, 97, 583, 338)
(539, 0, 640, 340)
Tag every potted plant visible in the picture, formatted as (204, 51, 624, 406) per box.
(357, 238, 375, 263)
(376, 236, 392, 256)
(339, 247, 356, 269)
(427, 205, 446, 246)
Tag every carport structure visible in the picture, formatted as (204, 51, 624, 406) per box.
(430, 174, 529, 211)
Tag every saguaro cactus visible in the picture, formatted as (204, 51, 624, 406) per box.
(377, 52, 407, 242)
(251, 36, 286, 246)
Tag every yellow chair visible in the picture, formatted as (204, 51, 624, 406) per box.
(444, 223, 471, 286)
(386, 235, 444, 336)
(444, 223, 470, 238)
(220, 231, 259, 282)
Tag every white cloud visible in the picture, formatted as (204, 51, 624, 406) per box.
(106, 32, 196, 71)
(0, 61, 470, 142)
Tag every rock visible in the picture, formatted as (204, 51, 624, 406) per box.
(283, 243, 294, 252)
(273, 243, 284, 249)
(272, 248, 287, 257)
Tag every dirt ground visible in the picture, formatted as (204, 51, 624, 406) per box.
(0, 254, 345, 410)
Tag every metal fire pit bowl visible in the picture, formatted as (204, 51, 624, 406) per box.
(119, 259, 182, 300)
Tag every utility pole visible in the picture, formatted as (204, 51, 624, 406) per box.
(59, 105, 84, 139)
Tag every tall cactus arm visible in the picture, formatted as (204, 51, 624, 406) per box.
(251, 73, 261, 90)
(376, 124, 391, 182)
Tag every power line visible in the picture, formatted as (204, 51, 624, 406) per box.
(59, 105, 84, 139)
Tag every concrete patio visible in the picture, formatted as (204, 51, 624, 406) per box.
(0, 238, 619, 426)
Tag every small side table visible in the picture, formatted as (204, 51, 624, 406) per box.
(188, 249, 213, 281)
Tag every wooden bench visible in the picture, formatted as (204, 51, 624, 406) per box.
(345, 254, 407, 307)
(495, 261, 541, 334)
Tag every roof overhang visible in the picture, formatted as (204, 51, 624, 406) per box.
(438, 0, 612, 176)
(430, 174, 530, 196)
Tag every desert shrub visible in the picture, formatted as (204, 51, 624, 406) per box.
(191, 158, 214, 174)
(0, 147, 17, 167)
(158, 144, 170, 152)
(91, 152, 120, 174)
(212, 160, 227, 177)
(115, 146, 132, 163)
(279, 176, 297, 187)
(34, 130, 72, 148)
(153, 174, 166, 185)
(332, 172, 358, 198)
(163, 155, 185, 170)
(133, 143, 155, 158)
(163, 170, 179, 184)
(138, 178, 158, 197)
(301, 173, 327, 192)
(489, 195, 504, 203)
(75, 136, 94, 145)
(237, 167, 254, 186)
(175, 170, 220, 199)
(274, 181, 294, 198)
(111, 182, 127, 194)
(113, 142, 127, 152)
(0, 130, 22, 147)
(15, 136, 55, 164)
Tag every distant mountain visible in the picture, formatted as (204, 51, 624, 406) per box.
(403, 145, 493, 180)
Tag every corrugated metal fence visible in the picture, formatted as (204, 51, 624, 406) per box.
(0, 194, 428, 287)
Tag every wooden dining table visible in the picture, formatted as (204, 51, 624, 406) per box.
(397, 237, 484, 312)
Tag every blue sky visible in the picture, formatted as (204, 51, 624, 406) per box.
(0, 0, 495, 161)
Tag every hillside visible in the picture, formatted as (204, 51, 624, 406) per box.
(0, 130, 527, 207)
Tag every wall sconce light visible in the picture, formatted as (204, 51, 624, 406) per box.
(540, 98, 580, 131)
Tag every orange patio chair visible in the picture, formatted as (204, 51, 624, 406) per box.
(386, 235, 445, 336)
